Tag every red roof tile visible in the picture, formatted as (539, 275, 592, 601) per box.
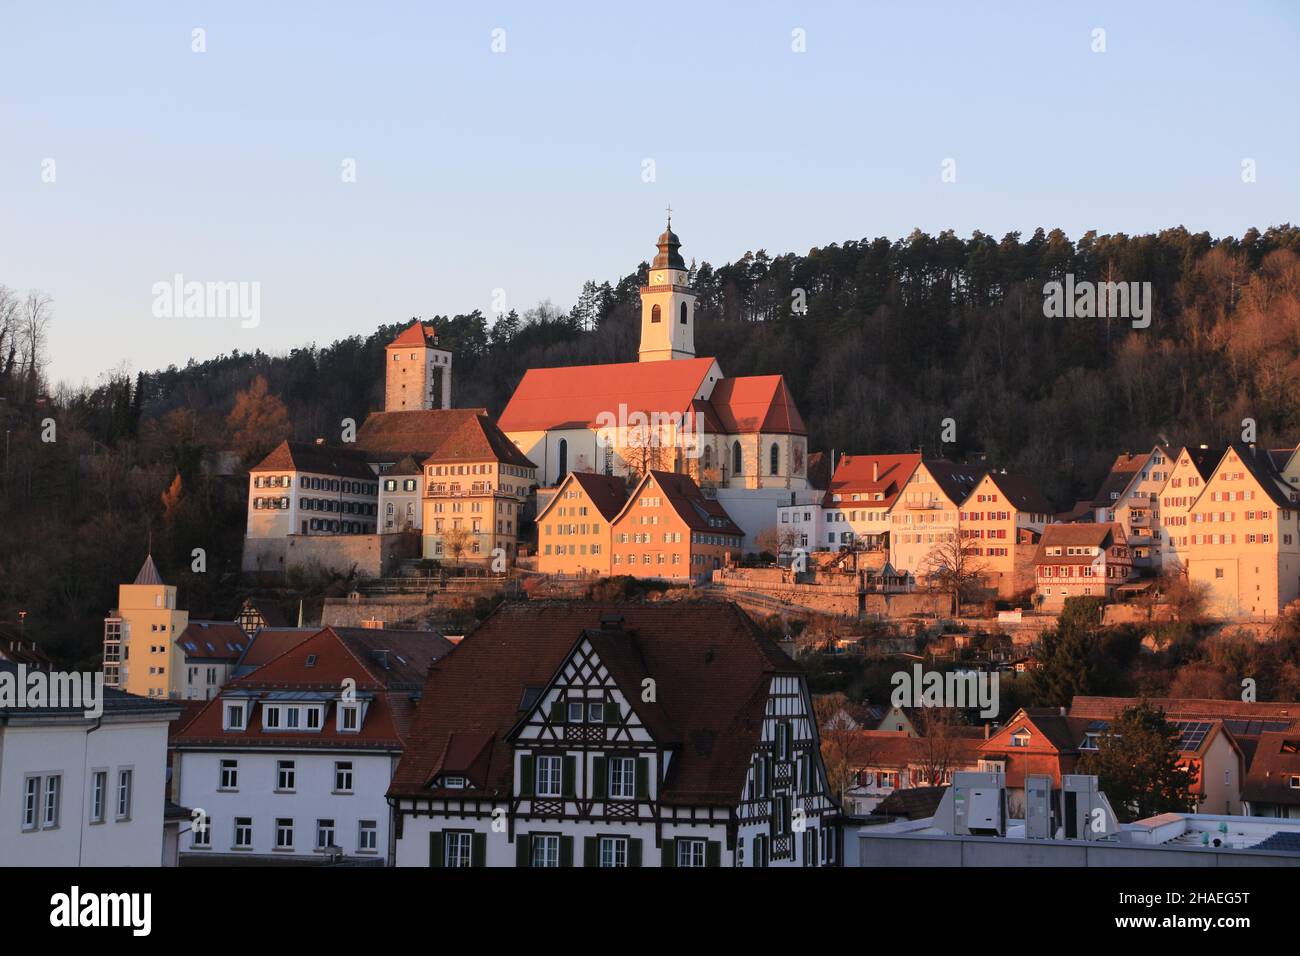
(706, 376, 807, 435)
(823, 453, 922, 508)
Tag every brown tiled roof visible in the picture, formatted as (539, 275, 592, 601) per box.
(1179, 445, 1226, 481)
(1089, 452, 1146, 507)
(706, 375, 807, 435)
(1033, 522, 1123, 565)
(538, 472, 629, 524)
(388, 601, 799, 806)
(924, 460, 988, 505)
(356, 409, 535, 468)
(0, 624, 54, 666)
(250, 440, 376, 479)
(387, 454, 425, 477)
(823, 453, 922, 509)
(236, 627, 317, 672)
(1069, 696, 1300, 723)
(976, 472, 1055, 515)
(871, 786, 949, 820)
(1242, 732, 1300, 806)
(619, 470, 744, 536)
(175, 626, 454, 751)
(177, 621, 248, 662)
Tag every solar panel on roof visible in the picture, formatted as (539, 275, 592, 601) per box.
(1172, 720, 1213, 752)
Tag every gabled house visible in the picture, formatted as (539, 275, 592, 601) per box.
(888, 460, 987, 583)
(173, 626, 454, 864)
(387, 602, 841, 867)
(776, 453, 922, 555)
(1243, 732, 1300, 819)
(1108, 445, 1176, 569)
(976, 708, 1089, 812)
(610, 470, 744, 583)
(841, 730, 985, 815)
(536, 472, 630, 577)
(1158, 445, 1224, 574)
(1032, 523, 1133, 609)
(1185, 443, 1300, 618)
(959, 471, 1055, 598)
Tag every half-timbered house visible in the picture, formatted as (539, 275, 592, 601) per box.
(387, 601, 840, 867)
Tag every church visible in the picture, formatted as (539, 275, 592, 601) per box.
(499, 218, 818, 550)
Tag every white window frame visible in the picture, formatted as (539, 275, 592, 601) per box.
(599, 836, 627, 868)
(608, 757, 636, 800)
(676, 839, 707, 868)
(535, 756, 563, 798)
(531, 834, 560, 868)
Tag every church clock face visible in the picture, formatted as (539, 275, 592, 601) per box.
(655, 272, 665, 284)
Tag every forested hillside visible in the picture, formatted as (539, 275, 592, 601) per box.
(3, 224, 1299, 663)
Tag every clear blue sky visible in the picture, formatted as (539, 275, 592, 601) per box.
(2, 0, 1297, 387)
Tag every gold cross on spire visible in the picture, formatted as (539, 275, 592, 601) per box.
(665, 203, 672, 227)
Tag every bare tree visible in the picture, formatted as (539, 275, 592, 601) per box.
(19, 291, 52, 405)
(443, 525, 472, 565)
(914, 707, 966, 787)
(921, 534, 988, 610)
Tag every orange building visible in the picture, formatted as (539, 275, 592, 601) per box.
(610, 471, 743, 583)
(536, 472, 630, 577)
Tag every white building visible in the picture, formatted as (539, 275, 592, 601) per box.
(172, 626, 453, 865)
(388, 602, 840, 867)
(0, 662, 180, 866)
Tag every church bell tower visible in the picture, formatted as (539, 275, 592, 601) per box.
(638, 211, 697, 362)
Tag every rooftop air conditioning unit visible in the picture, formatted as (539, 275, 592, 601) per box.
(1024, 773, 1056, 840)
(1059, 774, 1119, 841)
(934, 771, 1007, 836)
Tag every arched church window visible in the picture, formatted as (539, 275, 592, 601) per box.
(732, 441, 743, 476)
(680, 302, 688, 324)
(557, 438, 568, 478)
(703, 445, 713, 473)
(651, 304, 662, 324)
(770, 443, 780, 476)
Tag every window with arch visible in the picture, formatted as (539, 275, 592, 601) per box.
(679, 302, 688, 324)
(557, 438, 568, 478)
(769, 443, 780, 476)
(702, 445, 713, 473)
(651, 304, 662, 324)
(732, 441, 743, 476)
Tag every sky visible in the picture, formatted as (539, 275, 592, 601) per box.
(1, 0, 1297, 387)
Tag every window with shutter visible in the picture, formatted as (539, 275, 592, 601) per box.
(429, 831, 444, 867)
(635, 756, 650, 799)
(519, 755, 534, 797)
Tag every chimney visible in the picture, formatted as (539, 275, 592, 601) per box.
(872, 461, 879, 482)
(984, 722, 990, 740)
(1059, 705, 1067, 717)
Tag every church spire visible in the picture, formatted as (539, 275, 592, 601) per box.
(652, 210, 686, 272)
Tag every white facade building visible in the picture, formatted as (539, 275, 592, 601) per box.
(0, 664, 179, 866)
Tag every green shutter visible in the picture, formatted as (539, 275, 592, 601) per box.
(560, 835, 574, 867)
(519, 755, 534, 797)
(550, 698, 565, 723)
(428, 831, 444, 867)
(706, 840, 721, 868)
(604, 696, 619, 725)
(628, 838, 643, 868)
(584, 835, 599, 867)
(516, 836, 530, 868)
(562, 756, 577, 798)
(661, 838, 675, 867)
(593, 757, 607, 799)
(472, 832, 486, 867)
(635, 757, 650, 799)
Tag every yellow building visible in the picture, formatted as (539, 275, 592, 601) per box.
(1157, 445, 1222, 574)
(1186, 444, 1300, 618)
(958, 472, 1054, 598)
(102, 555, 189, 698)
(536, 472, 629, 577)
(888, 460, 986, 583)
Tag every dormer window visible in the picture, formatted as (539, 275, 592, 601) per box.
(1010, 728, 1031, 747)
(224, 702, 246, 731)
(339, 704, 360, 732)
(443, 775, 467, 789)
